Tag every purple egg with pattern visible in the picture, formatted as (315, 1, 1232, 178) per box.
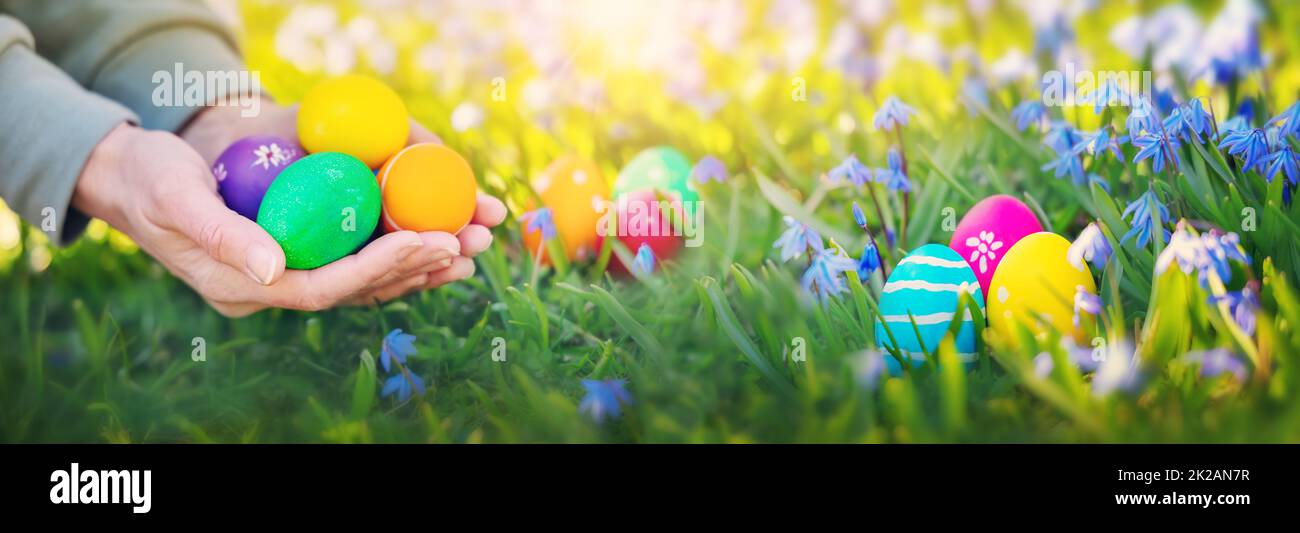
(213, 135, 303, 219)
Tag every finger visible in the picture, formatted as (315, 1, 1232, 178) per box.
(257, 231, 424, 311)
(422, 256, 477, 289)
(371, 231, 459, 286)
(471, 193, 507, 227)
(206, 299, 263, 319)
(407, 119, 442, 145)
(167, 186, 287, 286)
(343, 272, 431, 306)
(456, 224, 494, 257)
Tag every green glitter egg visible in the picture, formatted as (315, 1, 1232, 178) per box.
(256, 152, 381, 269)
(613, 146, 699, 218)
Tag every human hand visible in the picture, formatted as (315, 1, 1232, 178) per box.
(179, 99, 504, 295)
(74, 123, 505, 317)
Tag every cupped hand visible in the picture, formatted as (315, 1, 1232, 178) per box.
(76, 123, 505, 317)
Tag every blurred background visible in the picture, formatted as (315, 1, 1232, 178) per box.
(2, 0, 1298, 443)
(4, 0, 1297, 269)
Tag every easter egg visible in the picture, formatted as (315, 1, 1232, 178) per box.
(297, 74, 409, 168)
(257, 152, 381, 269)
(874, 244, 985, 375)
(596, 188, 682, 275)
(986, 232, 1097, 348)
(213, 136, 303, 220)
(949, 194, 1043, 293)
(614, 146, 699, 218)
(522, 155, 610, 262)
(377, 143, 477, 233)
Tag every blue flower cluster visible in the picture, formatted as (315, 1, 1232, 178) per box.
(379, 328, 425, 402)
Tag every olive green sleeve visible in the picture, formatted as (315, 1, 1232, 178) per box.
(0, 15, 137, 244)
(1, 0, 245, 132)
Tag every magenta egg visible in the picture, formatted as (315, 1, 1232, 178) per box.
(948, 194, 1043, 293)
(213, 135, 303, 220)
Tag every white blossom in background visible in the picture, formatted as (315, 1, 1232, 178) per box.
(273, 5, 396, 75)
(450, 102, 484, 132)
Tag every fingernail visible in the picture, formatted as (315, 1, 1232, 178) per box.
(245, 244, 278, 285)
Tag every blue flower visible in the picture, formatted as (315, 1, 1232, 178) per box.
(1154, 89, 1178, 116)
(872, 96, 915, 132)
(579, 378, 632, 422)
(827, 154, 872, 186)
(380, 328, 417, 373)
(1083, 77, 1127, 115)
(1266, 145, 1298, 186)
(1268, 101, 1300, 139)
(1043, 121, 1078, 154)
(690, 155, 729, 184)
(1042, 123, 1083, 182)
(1206, 24, 1262, 86)
(773, 216, 823, 262)
(1068, 222, 1112, 270)
(522, 207, 557, 240)
(876, 148, 910, 192)
(1178, 99, 1214, 142)
(1184, 349, 1247, 381)
(1125, 96, 1159, 137)
(857, 240, 880, 279)
(1120, 190, 1171, 247)
(851, 202, 868, 229)
(1043, 152, 1084, 184)
(800, 247, 858, 301)
(1073, 286, 1102, 328)
(1218, 115, 1251, 135)
(1217, 128, 1269, 174)
(1132, 133, 1183, 174)
(1010, 100, 1048, 132)
(1155, 222, 1251, 288)
(1209, 282, 1259, 336)
(631, 243, 656, 275)
(381, 372, 426, 401)
(1038, 338, 1108, 378)
(1073, 127, 1126, 163)
(1082, 172, 1112, 192)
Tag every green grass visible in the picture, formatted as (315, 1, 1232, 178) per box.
(3, 0, 1300, 443)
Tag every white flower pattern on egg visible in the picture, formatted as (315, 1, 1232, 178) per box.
(251, 143, 294, 170)
(965, 230, 1003, 274)
(213, 163, 228, 182)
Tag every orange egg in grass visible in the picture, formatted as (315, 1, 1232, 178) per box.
(376, 143, 478, 233)
(521, 155, 611, 263)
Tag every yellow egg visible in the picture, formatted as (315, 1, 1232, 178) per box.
(522, 155, 610, 263)
(987, 232, 1097, 349)
(297, 74, 410, 168)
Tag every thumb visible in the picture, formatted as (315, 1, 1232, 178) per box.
(171, 188, 286, 286)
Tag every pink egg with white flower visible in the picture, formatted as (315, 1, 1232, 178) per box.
(948, 194, 1043, 293)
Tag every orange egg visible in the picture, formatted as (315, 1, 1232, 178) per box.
(522, 155, 610, 263)
(377, 143, 477, 233)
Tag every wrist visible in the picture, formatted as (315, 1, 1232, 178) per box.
(72, 122, 137, 227)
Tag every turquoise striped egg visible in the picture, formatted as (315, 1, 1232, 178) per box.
(874, 244, 985, 375)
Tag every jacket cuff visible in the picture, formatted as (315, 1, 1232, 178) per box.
(89, 26, 246, 133)
(0, 40, 137, 244)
